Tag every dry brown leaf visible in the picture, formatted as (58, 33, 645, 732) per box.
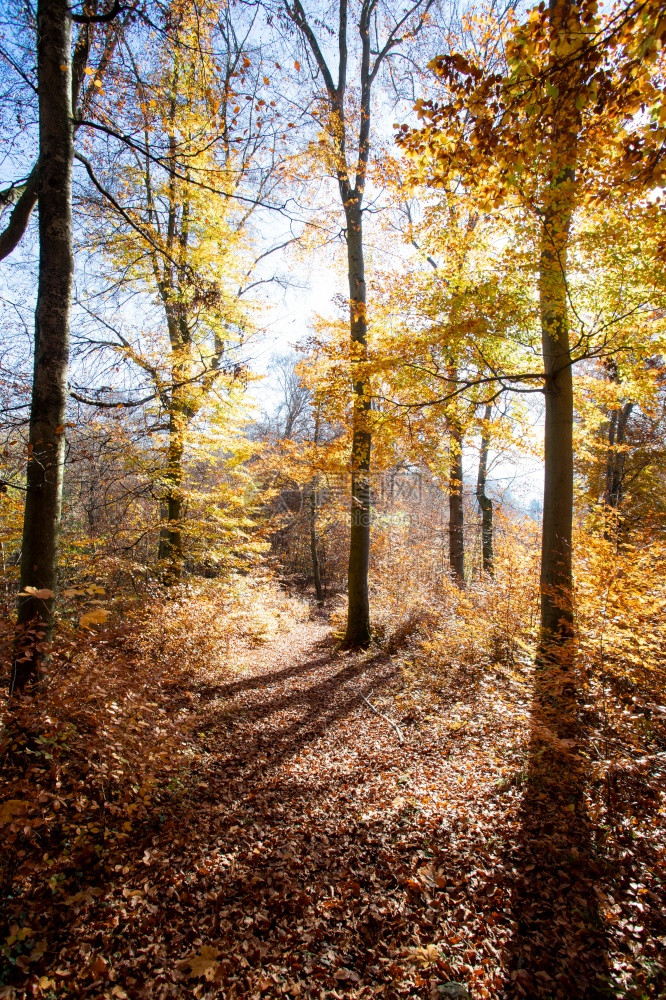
(0, 800, 29, 825)
(185, 945, 220, 980)
(80, 608, 110, 627)
(18, 586, 54, 599)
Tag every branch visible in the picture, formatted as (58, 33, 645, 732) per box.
(77, 119, 295, 215)
(369, 0, 435, 83)
(360, 690, 404, 742)
(0, 478, 29, 492)
(71, 0, 134, 23)
(285, 0, 338, 103)
(0, 162, 39, 262)
(70, 389, 157, 408)
(74, 149, 192, 276)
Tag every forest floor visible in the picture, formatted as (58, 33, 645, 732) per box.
(1, 580, 665, 1000)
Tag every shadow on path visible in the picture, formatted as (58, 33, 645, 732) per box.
(503, 655, 612, 998)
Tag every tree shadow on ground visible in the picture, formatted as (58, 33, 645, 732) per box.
(502, 653, 612, 999)
(167, 643, 336, 706)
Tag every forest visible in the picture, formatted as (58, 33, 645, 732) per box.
(1, 0, 665, 996)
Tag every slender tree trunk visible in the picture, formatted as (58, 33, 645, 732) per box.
(448, 419, 465, 586)
(309, 406, 324, 605)
(476, 403, 494, 575)
(158, 404, 185, 580)
(10, 0, 74, 695)
(604, 401, 632, 509)
(309, 479, 324, 604)
(344, 199, 372, 646)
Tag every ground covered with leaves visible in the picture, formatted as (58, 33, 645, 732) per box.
(1, 578, 665, 999)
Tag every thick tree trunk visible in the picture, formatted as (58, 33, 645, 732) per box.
(538, 212, 575, 658)
(448, 420, 465, 586)
(344, 200, 372, 646)
(536, 0, 579, 673)
(537, 177, 576, 685)
(10, 0, 74, 695)
(476, 404, 494, 575)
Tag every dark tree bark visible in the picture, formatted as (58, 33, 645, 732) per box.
(476, 403, 493, 575)
(11, 0, 74, 694)
(538, 194, 575, 658)
(448, 419, 465, 586)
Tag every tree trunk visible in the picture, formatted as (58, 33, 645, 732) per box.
(604, 401, 633, 509)
(10, 0, 74, 695)
(158, 404, 185, 580)
(536, 0, 579, 671)
(448, 420, 465, 586)
(538, 208, 575, 658)
(344, 199, 372, 646)
(309, 479, 324, 605)
(476, 403, 494, 575)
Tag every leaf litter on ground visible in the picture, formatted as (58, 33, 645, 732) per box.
(1, 576, 665, 999)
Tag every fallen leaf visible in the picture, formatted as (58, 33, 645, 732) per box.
(185, 945, 220, 980)
(80, 609, 110, 627)
(0, 800, 29, 825)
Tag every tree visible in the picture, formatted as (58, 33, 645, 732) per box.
(369, 190, 536, 586)
(280, 0, 435, 645)
(10, 0, 75, 693)
(73, 0, 283, 579)
(6, 0, 133, 692)
(399, 0, 666, 671)
(0, 0, 126, 262)
(476, 403, 494, 575)
(254, 352, 340, 603)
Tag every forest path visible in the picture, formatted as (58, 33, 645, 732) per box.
(4, 612, 630, 999)
(95, 615, 609, 999)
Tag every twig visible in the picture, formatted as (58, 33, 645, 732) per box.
(0, 478, 29, 492)
(360, 690, 404, 743)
